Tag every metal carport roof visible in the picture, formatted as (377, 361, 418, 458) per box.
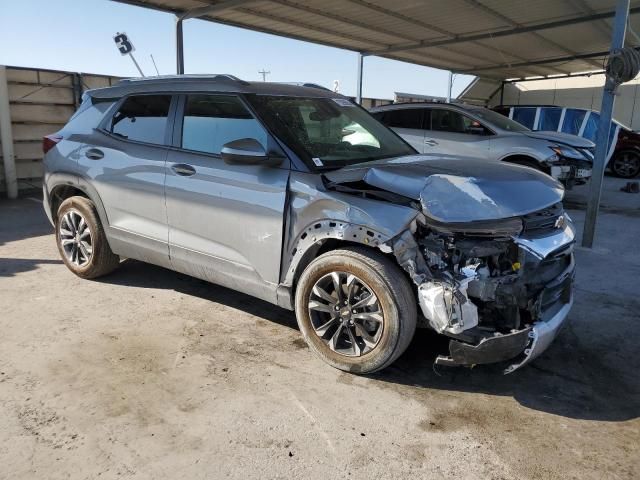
(113, 0, 640, 80)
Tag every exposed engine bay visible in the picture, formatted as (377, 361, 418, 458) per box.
(385, 204, 575, 373)
(320, 157, 576, 373)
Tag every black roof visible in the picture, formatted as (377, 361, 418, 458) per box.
(88, 74, 343, 99)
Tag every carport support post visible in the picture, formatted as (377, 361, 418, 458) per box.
(176, 16, 185, 75)
(356, 53, 364, 105)
(446, 71, 453, 103)
(0, 66, 18, 199)
(582, 0, 629, 248)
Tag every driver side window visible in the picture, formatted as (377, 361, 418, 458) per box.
(181, 95, 267, 155)
(432, 109, 488, 135)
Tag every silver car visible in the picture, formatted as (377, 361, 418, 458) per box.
(371, 102, 594, 188)
(42, 75, 575, 374)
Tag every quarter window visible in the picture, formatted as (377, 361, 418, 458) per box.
(181, 95, 267, 155)
(110, 95, 171, 145)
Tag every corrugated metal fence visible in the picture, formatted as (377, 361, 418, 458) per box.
(0, 65, 120, 194)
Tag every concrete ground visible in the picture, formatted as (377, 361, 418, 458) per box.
(0, 192, 638, 480)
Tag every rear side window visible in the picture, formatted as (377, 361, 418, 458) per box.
(379, 108, 424, 129)
(181, 95, 267, 155)
(561, 109, 586, 135)
(110, 95, 171, 144)
(512, 107, 536, 129)
(538, 107, 562, 131)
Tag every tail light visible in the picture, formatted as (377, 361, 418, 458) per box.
(42, 134, 62, 154)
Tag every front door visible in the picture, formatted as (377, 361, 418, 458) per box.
(165, 94, 289, 303)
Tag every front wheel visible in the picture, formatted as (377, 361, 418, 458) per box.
(295, 247, 417, 374)
(611, 150, 640, 178)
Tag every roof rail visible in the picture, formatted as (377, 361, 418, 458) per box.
(116, 74, 249, 85)
(278, 82, 332, 91)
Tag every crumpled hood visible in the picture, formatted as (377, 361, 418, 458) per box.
(324, 155, 565, 223)
(523, 130, 595, 148)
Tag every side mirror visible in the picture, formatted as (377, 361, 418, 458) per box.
(220, 138, 283, 166)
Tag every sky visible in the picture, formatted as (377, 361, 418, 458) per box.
(0, 0, 474, 100)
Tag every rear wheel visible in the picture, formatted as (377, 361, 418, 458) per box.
(56, 196, 120, 279)
(295, 247, 417, 374)
(611, 150, 640, 178)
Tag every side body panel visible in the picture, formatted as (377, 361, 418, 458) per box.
(391, 127, 425, 152)
(75, 130, 171, 266)
(165, 148, 290, 304)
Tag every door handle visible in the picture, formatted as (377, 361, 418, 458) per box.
(85, 148, 104, 160)
(171, 163, 196, 176)
(424, 139, 438, 146)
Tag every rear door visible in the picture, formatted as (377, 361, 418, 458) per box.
(425, 108, 492, 159)
(375, 108, 426, 152)
(77, 94, 173, 264)
(164, 94, 289, 302)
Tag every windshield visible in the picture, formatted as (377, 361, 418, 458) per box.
(469, 108, 530, 132)
(246, 95, 415, 168)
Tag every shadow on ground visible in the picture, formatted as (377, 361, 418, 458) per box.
(0, 195, 53, 246)
(0, 257, 63, 277)
(99, 259, 298, 331)
(98, 258, 639, 424)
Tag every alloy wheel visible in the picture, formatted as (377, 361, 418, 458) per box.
(613, 152, 640, 178)
(59, 210, 93, 267)
(307, 271, 384, 357)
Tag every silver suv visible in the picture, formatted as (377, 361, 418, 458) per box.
(42, 75, 576, 374)
(371, 102, 594, 188)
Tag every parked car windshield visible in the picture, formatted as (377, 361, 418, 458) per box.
(246, 95, 415, 168)
(470, 108, 530, 132)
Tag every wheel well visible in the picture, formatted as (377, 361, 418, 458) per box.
(49, 185, 88, 220)
(502, 154, 539, 166)
(289, 239, 408, 296)
(613, 148, 640, 159)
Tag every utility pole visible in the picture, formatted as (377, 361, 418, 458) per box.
(258, 69, 270, 81)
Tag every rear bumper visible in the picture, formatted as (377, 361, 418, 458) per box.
(42, 183, 54, 226)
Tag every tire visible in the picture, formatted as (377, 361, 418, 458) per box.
(294, 247, 417, 374)
(611, 150, 640, 178)
(55, 196, 120, 279)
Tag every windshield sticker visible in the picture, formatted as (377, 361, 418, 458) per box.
(312, 157, 324, 166)
(332, 98, 355, 107)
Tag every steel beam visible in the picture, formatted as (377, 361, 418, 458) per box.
(176, 16, 185, 74)
(462, 49, 612, 74)
(175, 0, 258, 74)
(356, 53, 364, 105)
(583, 0, 630, 248)
(367, 7, 640, 56)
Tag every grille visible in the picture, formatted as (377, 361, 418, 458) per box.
(521, 203, 563, 235)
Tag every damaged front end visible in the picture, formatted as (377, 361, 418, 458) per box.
(387, 189, 574, 373)
(323, 158, 575, 373)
